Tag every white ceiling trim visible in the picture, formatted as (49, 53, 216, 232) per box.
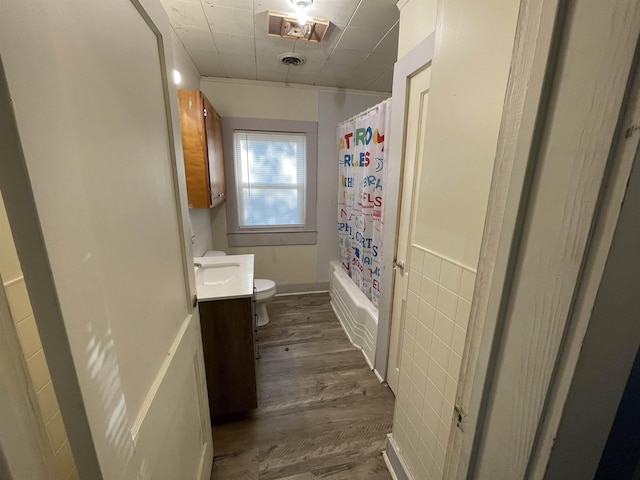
(200, 75, 392, 95)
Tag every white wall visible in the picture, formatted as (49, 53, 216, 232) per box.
(388, 0, 519, 478)
(0, 196, 77, 480)
(0, 283, 57, 480)
(397, 0, 439, 59)
(413, 0, 519, 268)
(200, 77, 389, 287)
(171, 31, 214, 257)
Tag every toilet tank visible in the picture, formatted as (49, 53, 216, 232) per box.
(203, 250, 226, 257)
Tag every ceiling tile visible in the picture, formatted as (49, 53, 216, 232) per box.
(220, 54, 257, 80)
(285, 60, 324, 84)
(373, 23, 399, 56)
(315, 62, 353, 88)
(255, 37, 298, 61)
(367, 68, 393, 92)
(327, 48, 367, 66)
(313, 23, 344, 49)
(342, 52, 395, 89)
(257, 50, 291, 70)
(165, 0, 209, 29)
(341, 74, 371, 91)
(256, 67, 289, 83)
(174, 26, 215, 51)
(213, 33, 255, 55)
(253, 11, 276, 41)
(254, 0, 295, 13)
(349, 0, 399, 31)
(358, 52, 396, 77)
(202, 0, 253, 10)
(336, 26, 384, 52)
(187, 48, 227, 77)
(161, 0, 399, 88)
(292, 41, 331, 63)
(204, 4, 255, 36)
(303, 0, 361, 25)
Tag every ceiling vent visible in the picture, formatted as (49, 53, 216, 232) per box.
(278, 52, 306, 67)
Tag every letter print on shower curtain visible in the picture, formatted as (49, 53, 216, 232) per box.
(337, 99, 391, 307)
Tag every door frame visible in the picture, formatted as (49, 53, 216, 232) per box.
(377, 33, 435, 381)
(445, 0, 640, 477)
(0, 0, 206, 477)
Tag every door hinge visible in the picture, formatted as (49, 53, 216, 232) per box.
(192, 294, 198, 308)
(203, 108, 207, 117)
(455, 404, 467, 432)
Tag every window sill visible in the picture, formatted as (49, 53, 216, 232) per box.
(227, 230, 317, 247)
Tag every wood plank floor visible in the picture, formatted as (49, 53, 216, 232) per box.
(210, 292, 395, 480)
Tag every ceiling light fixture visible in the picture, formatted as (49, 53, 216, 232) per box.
(295, 10, 309, 24)
(290, 0, 313, 8)
(173, 69, 181, 85)
(267, 11, 329, 43)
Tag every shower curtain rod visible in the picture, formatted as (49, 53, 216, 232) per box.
(340, 99, 389, 126)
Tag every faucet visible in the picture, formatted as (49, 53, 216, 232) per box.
(194, 262, 203, 268)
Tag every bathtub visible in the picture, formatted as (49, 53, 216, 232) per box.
(329, 261, 378, 369)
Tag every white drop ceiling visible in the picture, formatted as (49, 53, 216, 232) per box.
(160, 0, 399, 92)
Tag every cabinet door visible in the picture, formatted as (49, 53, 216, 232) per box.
(203, 96, 226, 207)
(177, 90, 210, 208)
(199, 297, 257, 423)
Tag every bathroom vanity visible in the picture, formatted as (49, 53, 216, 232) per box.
(193, 254, 258, 424)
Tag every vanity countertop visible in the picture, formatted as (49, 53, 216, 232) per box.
(193, 254, 254, 301)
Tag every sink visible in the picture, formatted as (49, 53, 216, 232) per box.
(195, 262, 240, 286)
(192, 254, 254, 301)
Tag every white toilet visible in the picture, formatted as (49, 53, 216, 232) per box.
(203, 251, 276, 326)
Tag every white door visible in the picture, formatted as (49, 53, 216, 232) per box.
(0, 1, 213, 479)
(387, 65, 432, 393)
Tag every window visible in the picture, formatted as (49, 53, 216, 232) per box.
(234, 131, 306, 228)
(222, 117, 317, 247)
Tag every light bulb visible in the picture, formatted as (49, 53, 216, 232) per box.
(290, 0, 313, 7)
(295, 10, 308, 24)
(173, 69, 181, 85)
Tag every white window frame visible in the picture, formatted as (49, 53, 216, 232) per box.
(222, 117, 318, 247)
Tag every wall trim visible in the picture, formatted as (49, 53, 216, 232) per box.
(2, 275, 24, 288)
(275, 283, 329, 295)
(221, 117, 318, 248)
(200, 76, 391, 96)
(411, 244, 477, 274)
(395, 0, 411, 12)
(384, 434, 413, 480)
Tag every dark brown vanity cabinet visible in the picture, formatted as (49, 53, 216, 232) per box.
(198, 296, 257, 424)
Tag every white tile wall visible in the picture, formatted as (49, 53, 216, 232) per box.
(0, 197, 77, 479)
(391, 245, 476, 480)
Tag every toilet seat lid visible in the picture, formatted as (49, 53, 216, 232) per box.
(254, 279, 275, 292)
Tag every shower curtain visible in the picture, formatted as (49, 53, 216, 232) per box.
(337, 99, 391, 307)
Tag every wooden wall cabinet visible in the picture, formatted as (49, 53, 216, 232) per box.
(198, 296, 257, 424)
(177, 90, 225, 208)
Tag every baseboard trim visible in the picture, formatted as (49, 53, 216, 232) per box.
(384, 434, 413, 480)
(275, 282, 329, 295)
(382, 451, 400, 480)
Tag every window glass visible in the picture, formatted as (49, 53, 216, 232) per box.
(233, 131, 306, 227)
